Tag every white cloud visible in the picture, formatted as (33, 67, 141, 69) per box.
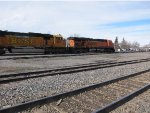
(0, 1, 150, 46)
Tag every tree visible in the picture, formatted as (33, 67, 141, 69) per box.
(120, 38, 130, 50)
(70, 34, 80, 37)
(143, 43, 150, 48)
(131, 41, 140, 49)
(114, 37, 119, 44)
(143, 43, 150, 51)
(114, 36, 120, 51)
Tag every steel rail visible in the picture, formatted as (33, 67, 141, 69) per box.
(92, 84, 150, 113)
(0, 58, 149, 79)
(0, 53, 101, 60)
(0, 69, 150, 113)
(0, 58, 150, 84)
(1, 58, 149, 78)
(0, 51, 146, 60)
(0, 60, 113, 78)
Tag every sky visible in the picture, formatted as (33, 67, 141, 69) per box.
(0, 1, 150, 46)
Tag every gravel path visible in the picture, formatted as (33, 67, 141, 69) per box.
(0, 60, 150, 109)
(0, 52, 150, 74)
(111, 89, 150, 113)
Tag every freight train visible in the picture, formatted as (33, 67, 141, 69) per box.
(0, 30, 115, 55)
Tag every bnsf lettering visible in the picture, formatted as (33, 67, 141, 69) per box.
(11, 38, 32, 46)
(11, 38, 17, 44)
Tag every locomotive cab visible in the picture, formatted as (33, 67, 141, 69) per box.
(106, 40, 115, 52)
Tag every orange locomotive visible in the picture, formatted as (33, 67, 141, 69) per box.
(0, 30, 66, 54)
(67, 37, 115, 53)
(0, 30, 115, 55)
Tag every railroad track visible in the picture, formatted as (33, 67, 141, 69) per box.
(0, 52, 148, 60)
(0, 53, 102, 60)
(0, 69, 149, 113)
(1, 58, 150, 84)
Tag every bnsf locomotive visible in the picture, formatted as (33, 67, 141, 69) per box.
(0, 30, 115, 55)
(67, 37, 114, 53)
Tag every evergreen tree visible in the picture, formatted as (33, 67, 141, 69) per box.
(114, 36, 120, 51)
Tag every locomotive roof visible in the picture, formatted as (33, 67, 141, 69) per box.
(68, 37, 91, 40)
(0, 30, 53, 38)
(68, 37, 107, 41)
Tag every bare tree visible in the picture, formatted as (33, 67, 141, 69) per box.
(70, 34, 80, 37)
(120, 38, 131, 50)
(143, 43, 150, 48)
(131, 41, 140, 49)
(143, 43, 150, 51)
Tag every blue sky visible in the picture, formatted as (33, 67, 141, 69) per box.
(0, 1, 150, 46)
(104, 19, 150, 27)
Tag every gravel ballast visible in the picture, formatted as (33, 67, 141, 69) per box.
(0, 52, 150, 74)
(111, 89, 150, 113)
(0, 60, 150, 109)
